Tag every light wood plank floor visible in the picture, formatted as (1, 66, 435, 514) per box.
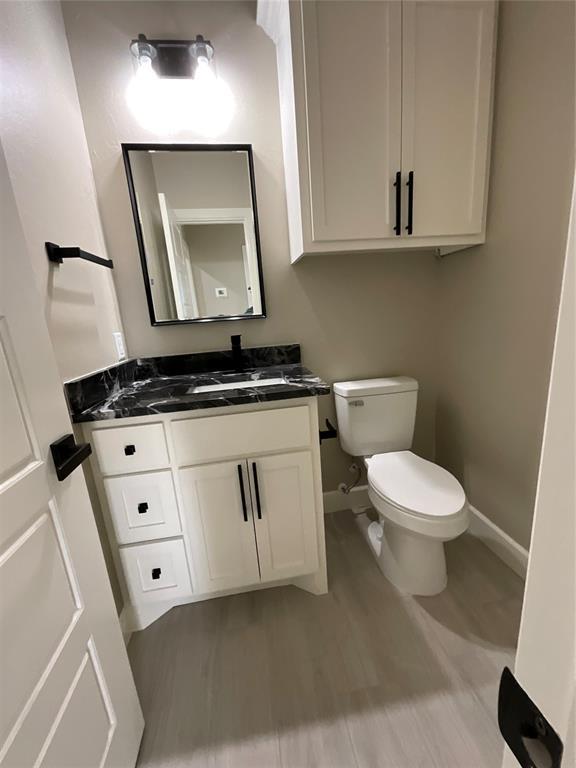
(129, 510, 524, 768)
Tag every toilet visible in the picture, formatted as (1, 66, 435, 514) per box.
(334, 377, 469, 596)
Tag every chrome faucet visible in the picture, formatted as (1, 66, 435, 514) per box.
(231, 334, 243, 372)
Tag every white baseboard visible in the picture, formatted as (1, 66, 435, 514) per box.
(323, 485, 370, 514)
(467, 504, 528, 579)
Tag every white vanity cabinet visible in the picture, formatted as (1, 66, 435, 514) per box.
(258, 0, 498, 260)
(82, 398, 327, 631)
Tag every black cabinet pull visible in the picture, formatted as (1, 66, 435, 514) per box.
(138, 502, 148, 514)
(124, 444, 136, 456)
(237, 464, 248, 522)
(252, 462, 262, 520)
(393, 170, 401, 235)
(151, 567, 161, 580)
(405, 171, 414, 235)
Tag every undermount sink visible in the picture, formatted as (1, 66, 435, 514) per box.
(192, 377, 287, 394)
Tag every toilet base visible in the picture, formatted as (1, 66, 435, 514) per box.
(354, 512, 448, 596)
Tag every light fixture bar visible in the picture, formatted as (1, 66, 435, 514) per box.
(130, 34, 214, 79)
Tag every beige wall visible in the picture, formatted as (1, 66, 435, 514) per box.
(435, 0, 575, 548)
(0, 0, 124, 382)
(129, 150, 176, 320)
(62, 0, 440, 491)
(186, 223, 249, 317)
(151, 151, 252, 209)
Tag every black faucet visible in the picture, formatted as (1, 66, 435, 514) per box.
(231, 334, 244, 372)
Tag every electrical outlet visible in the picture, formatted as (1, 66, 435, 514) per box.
(215, 287, 228, 298)
(113, 331, 126, 361)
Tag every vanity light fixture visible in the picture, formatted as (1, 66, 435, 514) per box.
(126, 33, 234, 137)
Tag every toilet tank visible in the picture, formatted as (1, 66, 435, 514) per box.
(333, 377, 418, 456)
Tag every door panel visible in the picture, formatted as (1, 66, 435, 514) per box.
(250, 451, 318, 582)
(302, 0, 402, 241)
(179, 461, 260, 592)
(401, 0, 496, 237)
(39, 642, 115, 768)
(0, 149, 143, 767)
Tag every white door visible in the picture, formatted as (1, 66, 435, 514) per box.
(401, 0, 496, 237)
(158, 193, 199, 319)
(0, 152, 143, 765)
(301, 0, 402, 242)
(502, 176, 576, 766)
(179, 461, 260, 593)
(249, 452, 318, 583)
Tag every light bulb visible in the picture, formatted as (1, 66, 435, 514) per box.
(189, 60, 234, 137)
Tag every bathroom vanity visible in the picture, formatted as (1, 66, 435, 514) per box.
(66, 345, 330, 631)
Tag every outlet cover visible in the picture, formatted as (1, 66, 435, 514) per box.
(113, 331, 126, 360)
(215, 287, 228, 298)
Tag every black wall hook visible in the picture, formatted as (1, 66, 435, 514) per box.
(46, 242, 113, 269)
(319, 419, 338, 443)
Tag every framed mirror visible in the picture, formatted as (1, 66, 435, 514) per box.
(122, 143, 266, 325)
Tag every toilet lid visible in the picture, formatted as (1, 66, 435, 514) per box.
(367, 451, 466, 518)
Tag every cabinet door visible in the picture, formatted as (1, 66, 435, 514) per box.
(249, 451, 318, 583)
(301, 0, 402, 242)
(401, 0, 497, 237)
(179, 461, 260, 592)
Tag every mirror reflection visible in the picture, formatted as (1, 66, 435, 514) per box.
(123, 145, 265, 324)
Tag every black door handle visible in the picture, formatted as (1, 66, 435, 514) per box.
(138, 502, 149, 514)
(124, 444, 136, 456)
(393, 171, 401, 235)
(50, 433, 92, 481)
(252, 462, 262, 520)
(405, 171, 414, 235)
(498, 667, 563, 768)
(151, 567, 161, 580)
(237, 464, 248, 522)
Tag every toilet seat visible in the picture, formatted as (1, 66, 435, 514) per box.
(367, 451, 466, 518)
(366, 451, 468, 540)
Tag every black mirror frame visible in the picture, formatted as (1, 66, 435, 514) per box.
(121, 142, 267, 326)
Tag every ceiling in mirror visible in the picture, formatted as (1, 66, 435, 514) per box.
(123, 144, 266, 325)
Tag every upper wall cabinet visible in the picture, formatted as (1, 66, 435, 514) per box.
(258, 0, 497, 261)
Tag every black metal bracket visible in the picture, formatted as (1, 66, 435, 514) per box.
(50, 433, 92, 481)
(319, 419, 338, 443)
(46, 242, 113, 269)
(498, 667, 563, 768)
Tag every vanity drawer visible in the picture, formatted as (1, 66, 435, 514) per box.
(119, 539, 192, 604)
(92, 423, 169, 476)
(103, 471, 181, 545)
(173, 406, 311, 465)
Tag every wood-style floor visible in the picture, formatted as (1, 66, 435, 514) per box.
(129, 510, 524, 768)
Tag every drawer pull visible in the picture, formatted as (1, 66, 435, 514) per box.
(138, 502, 149, 514)
(124, 444, 136, 456)
(151, 567, 161, 580)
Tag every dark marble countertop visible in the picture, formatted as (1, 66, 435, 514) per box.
(66, 345, 330, 422)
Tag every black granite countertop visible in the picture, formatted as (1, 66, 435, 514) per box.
(65, 345, 330, 422)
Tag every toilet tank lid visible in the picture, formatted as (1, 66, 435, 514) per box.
(333, 377, 418, 397)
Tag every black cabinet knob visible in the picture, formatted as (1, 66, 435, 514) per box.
(124, 444, 136, 456)
(138, 502, 149, 514)
(151, 567, 161, 580)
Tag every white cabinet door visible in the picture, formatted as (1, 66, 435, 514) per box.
(179, 461, 260, 592)
(301, 0, 402, 242)
(249, 452, 318, 583)
(401, 0, 497, 237)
